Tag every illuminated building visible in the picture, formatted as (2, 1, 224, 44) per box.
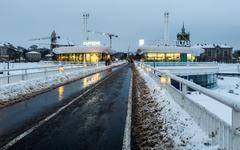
(137, 13, 218, 88)
(53, 45, 112, 63)
(137, 21, 203, 62)
(138, 45, 203, 62)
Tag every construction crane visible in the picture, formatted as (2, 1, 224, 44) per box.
(29, 30, 61, 50)
(87, 30, 118, 48)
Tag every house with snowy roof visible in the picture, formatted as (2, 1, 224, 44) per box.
(196, 44, 233, 63)
(0, 42, 17, 61)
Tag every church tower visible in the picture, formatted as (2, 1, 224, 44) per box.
(176, 23, 191, 47)
(50, 30, 59, 50)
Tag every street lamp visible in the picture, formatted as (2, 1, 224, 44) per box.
(83, 13, 90, 41)
(7, 52, 10, 84)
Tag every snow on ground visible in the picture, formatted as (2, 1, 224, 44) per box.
(214, 76, 240, 99)
(136, 65, 217, 150)
(0, 61, 126, 103)
(218, 63, 240, 73)
(188, 92, 232, 125)
(188, 76, 240, 125)
(144, 62, 240, 125)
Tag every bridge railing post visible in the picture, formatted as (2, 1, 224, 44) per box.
(232, 109, 240, 150)
(181, 83, 188, 108)
(44, 68, 47, 79)
(24, 69, 27, 81)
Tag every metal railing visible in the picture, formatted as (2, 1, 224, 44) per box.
(143, 61, 218, 67)
(218, 63, 240, 73)
(139, 62, 240, 150)
(0, 63, 92, 85)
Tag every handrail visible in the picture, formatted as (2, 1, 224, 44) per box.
(0, 62, 120, 85)
(143, 63, 240, 111)
(140, 62, 240, 149)
(143, 61, 218, 67)
(0, 62, 107, 73)
(0, 64, 83, 72)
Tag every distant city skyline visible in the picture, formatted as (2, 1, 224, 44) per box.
(0, 0, 240, 51)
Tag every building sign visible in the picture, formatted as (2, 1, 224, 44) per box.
(83, 41, 101, 46)
(139, 39, 144, 47)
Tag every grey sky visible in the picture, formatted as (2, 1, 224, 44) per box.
(0, 0, 240, 51)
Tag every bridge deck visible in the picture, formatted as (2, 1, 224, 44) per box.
(0, 65, 131, 150)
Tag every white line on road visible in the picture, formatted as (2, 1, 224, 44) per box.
(122, 71, 133, 150)
(0, 65, 121, 150)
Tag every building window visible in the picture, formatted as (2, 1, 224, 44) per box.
(145, 52, 181, 61)
(166, 53, 180, 61)
(224, 50, 228, 57)
(145, 53, 155, 60)
(207, 50, 211, 57)
(157, 53, 165, 61)
(187, 54, 195, 61)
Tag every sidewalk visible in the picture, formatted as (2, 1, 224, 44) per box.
(131, 64, 217, 150)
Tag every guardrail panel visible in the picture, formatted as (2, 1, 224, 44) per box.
(0, 64, 85, 85)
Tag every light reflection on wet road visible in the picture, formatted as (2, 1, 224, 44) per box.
(0, 67, 116, 146)
(7, 65, 131, 150)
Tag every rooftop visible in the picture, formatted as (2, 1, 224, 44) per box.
(53, 45, 113, 54)
(192, 44, 232, 49)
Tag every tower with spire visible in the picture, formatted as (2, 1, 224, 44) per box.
(176, 23, 191, 47)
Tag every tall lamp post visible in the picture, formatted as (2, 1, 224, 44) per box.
(7, 53, 10, 84)
(83, 13, 90, 41)
(154, 57, 156, 68)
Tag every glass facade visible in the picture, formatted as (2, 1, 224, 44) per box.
(57, 53, 110, 62)
(170, 74, 217, 90)
(187, 74, 217, 88)
(144, 52, 195, 62)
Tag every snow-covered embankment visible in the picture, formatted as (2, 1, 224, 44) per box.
(131, 64, 218, 149)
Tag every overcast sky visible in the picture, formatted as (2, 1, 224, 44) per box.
(0, 0, 240, 51)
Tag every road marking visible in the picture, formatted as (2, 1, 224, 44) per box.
(122, 71, 133, 150)
(0, 65, 124, 150)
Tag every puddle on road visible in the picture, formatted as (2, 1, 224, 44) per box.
(58, 86, 64, 101)
(56, 68, 113, 101)
(83, 73, 100, 88)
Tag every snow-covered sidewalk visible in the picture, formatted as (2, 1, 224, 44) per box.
(133, 64, 217, 149)
(0, 61, 126, 107)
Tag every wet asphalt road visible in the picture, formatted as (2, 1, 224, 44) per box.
(6, 65, 131, 150)
(0, 67, 116, 146)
